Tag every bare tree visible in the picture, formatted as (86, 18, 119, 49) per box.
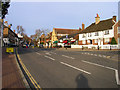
(41, 28, 50, 36)
(17, 25, 20, 34)
(35, 29, 44, 41)
(16, 25, 25, 35)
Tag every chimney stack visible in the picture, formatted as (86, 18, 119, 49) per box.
(95, 13, 100, 24)
(13, 30, 15, 33)
(79, 27, 81, 30)
(112, 16, 116, 22)
(82, 23, 85, 30)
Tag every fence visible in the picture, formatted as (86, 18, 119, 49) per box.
(71, 45, 119, 49)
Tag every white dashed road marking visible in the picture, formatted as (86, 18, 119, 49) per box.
(45, 53, 51, 55)
(44, 55, 55, 61)
(50, 52, 57, 54)
(62, 55, 75, 59)
(36, 52, 41, 55)
(94, 54, 97, 56)
(98, 55, 102, 57)
(60, 62, 91, 75)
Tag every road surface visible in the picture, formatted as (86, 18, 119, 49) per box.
(17, 47, 119, 88)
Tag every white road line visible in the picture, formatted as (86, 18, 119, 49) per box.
(36, 52, 41, 55)
(94, 54, 97, 56)
(81, 60, 115, 70)
(60, 62, 91, 75)
(98, 55, 102, 57)
(103, 55, 107, 58)
(107, 56, 111, 58)
(87, 53, 90, 55)
(50, 52, 57, 54)
(81, 60, 120, 85)
(115, 70, 120, 85)
(45, 53, 51, 55)
(44, 55, 55, 61)
(62, 55, 75, 59)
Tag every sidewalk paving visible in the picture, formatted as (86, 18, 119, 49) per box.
(56, 48, 119, 51)
(2, 47, 25, 89)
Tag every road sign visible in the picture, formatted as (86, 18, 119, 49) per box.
(6, 47, 14, 53)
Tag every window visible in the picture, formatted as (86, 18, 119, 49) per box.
(87, 40, 90, 43)
(95, 32, 99, 36)
(82, 34, 86, 38)
(94, 39, 98, 43)
(105, 30, 109, 35)
(82, 40, 86, 44)
(88, 33, 92, 37)
(118, 27, 120, 34)
(104, 38, 109, 43)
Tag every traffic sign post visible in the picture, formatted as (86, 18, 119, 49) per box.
(6, 47, 14, 53)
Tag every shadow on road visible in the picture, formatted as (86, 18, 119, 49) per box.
(76, 73, 91, 89)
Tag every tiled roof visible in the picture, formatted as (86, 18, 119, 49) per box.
(54, 28, 80, 34)
(79, 18, 114, 34)
(59, 18, 115, 40)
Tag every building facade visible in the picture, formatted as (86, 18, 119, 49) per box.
(3, 25, 19, 46)
(78, 14, 117, 46)
(51, 28, 80, 45)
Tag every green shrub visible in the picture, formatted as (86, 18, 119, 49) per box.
(41, 42, 44, 44)
(111, 37, 117, 45)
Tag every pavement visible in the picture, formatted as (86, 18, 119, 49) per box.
(2, 47, 25, 89)
(17, 47, 120, 88)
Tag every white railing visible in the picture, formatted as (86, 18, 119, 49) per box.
(71, 45, 119, 49)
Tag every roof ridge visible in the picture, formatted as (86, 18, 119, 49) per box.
(54, 28, 79, 30)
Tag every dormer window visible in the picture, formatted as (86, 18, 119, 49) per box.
(105, 30, 109, 35)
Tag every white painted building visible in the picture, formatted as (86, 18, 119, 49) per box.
(78, 14, 117, 47)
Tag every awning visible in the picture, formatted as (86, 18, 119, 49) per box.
(63, 40, 68, 43)
(53, 41, 58, 44)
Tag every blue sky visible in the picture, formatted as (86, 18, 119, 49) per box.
(5, 2, 118, 36)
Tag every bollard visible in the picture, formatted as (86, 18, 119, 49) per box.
(82, 46, 83, 50)
(110, 46, 111, 50)
(98, 46, 99, 50)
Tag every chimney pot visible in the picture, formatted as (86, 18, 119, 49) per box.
(95, 13, 100, 24)
(112, 16, 116, 22)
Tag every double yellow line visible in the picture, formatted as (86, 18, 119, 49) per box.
(16, 49, 42, 90)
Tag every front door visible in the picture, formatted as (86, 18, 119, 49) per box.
(90, 40, 92, 44)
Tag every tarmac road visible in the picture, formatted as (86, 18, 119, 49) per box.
(17, 47, 119, 88)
